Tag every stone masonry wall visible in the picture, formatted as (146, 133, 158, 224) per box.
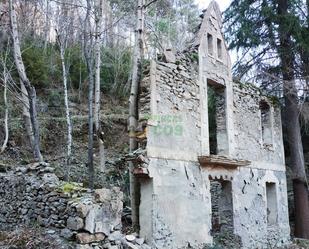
(0, 162, 131, 248)
(0, 165, 71, 230)
(232, 82, 285, 165)
(145, 48, 202, 161)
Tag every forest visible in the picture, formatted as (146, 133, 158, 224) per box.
(0, 0, 308, 248)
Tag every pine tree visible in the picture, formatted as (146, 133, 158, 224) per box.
(224, 0, 309, 238)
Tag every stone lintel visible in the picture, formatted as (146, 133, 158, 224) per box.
(198, 155, 250, 168)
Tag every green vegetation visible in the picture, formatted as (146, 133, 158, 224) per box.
(57, 182, 85, 193)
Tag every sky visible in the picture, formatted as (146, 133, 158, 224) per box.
(194, 0, 232, 11)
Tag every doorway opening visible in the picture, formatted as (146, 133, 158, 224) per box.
(210, 179, 234, 235)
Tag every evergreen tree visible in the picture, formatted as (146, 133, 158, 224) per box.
(224, 0, 309, 238)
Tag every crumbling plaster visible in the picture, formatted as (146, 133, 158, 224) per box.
(137, 1, 290, 249)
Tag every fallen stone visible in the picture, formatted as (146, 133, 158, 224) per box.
(94, 188, 112, 203)
(141, 244, 151, 249)
(135, 238, 145, 245)
(76, 232, 105, 244)
(46, 229, 56, 235)
(84, 200, 122, 235)
(67, 216, 84, 231)
(108, 230, 123, 242)
(76, 203, 91, 218)
(84, 205, 110, 235)
(76, 244, 92, 249)
(15, 166, 27, 173)
(125, 241, 139, 249)
(125, 234, 136, 242)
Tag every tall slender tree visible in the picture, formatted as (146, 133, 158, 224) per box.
(129, 0, 145, 228)
(0, 49, 9, 154)
(84, 0, 95, 189)
(55, 0, 73, 180)
(224, 0, 309, 238)
(9, 0, 43, 162)
(128, 0, 160, 229)
(94, 0, 106, 172)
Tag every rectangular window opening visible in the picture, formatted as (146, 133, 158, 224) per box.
(210, 179, 234, 237)
(266, 182, 278, 226)
(207, 33, 213, 56)
(260, 101, 273, 145)
(208, 80, 228, 155)
(217, 38, 222, 60)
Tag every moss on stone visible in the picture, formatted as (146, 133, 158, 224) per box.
(58, 182, 85, 193)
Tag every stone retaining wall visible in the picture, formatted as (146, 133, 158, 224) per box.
(0, 162, 131, 248)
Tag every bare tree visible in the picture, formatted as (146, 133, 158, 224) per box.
(94, 0, 106, 172)
(0, 52, 9, 154)
(9, 0, 43, 162)
(56, 2, 72, 180)
(129, 0, 145, 228)
(43, 0, 51, 51)
(84, 0, 95, 189)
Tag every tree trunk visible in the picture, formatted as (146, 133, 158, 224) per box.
(84, 0, 95, 189)
(1, 67, 9, 154)
(277, 0, 309, 239)
(56, 0, 73, 181)
(94, 0, 106, 172)
(20, 81, 34, 147)
(43, 0, 50, 51)
(9, 0, 43, 162)
(59, 44, 72, 181)
(129, 0, 145, 229)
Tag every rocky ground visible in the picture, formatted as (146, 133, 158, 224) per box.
(0, 226, 151, 249)
(1, 227, 309, 249)
(0, 227, 74, 249)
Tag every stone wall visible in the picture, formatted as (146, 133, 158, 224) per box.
(231, 167, 290, 248)
(145, 48, 201, 161)
(0, 162, 143, 249)
(0, 164, 71, 230)
(232, 82, 285, 165)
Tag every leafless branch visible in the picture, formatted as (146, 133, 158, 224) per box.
(144, 0, 159, 9)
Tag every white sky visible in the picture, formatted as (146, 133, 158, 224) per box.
(194, 0, 232, 11)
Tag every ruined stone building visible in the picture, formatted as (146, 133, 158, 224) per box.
(133, 1, 291, 248)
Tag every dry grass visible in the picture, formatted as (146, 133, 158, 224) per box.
(0, 227, 72, 249)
